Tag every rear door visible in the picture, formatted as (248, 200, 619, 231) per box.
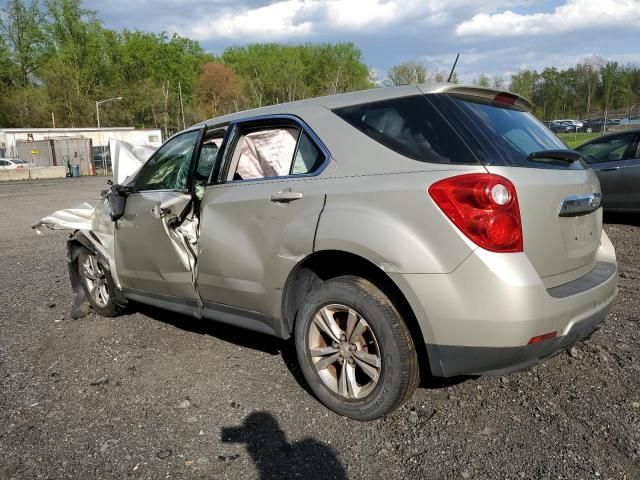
(577, 132, 638, 209)
(430, 93, 603, 285)
(619, 133, 640, 210)
(197, 116, 329, 317)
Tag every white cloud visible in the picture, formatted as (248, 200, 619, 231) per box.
(178, 0, 412, 40)
(185, 1, 312, 40)
(456, 0, 640, 37)
(175, 0, 528, 41)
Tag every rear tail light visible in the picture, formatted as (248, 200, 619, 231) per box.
(528, 331, 557, 344)
(428, 173, 523, 253)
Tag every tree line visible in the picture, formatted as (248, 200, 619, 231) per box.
(385, 58, 640, 121)
(508, 57, 640, 120)
(0, 0, 372, 135)
(1, 0, 638, 135)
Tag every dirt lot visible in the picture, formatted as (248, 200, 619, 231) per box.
(1, 177, 639, 479)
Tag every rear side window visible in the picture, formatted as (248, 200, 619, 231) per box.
(431, 94, 584, 169)
(333, 96, 479, 164)
(234, 127, 299, 180)
(292, 132, 324, 174)
(226, 121, 327, 182)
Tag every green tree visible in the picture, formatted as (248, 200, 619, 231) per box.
(386, 61, 427, 86)
(0, 0, 47, 86)
(473, 74, 491, 87)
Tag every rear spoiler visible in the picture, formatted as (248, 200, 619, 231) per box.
(419, 84, 533, 112)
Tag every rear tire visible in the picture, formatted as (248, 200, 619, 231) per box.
(77, 249, 123, 317)
(295, 275, 419, 420)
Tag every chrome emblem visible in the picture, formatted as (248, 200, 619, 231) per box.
(559, 193, 602, 217)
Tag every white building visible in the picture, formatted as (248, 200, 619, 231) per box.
(0, 127, 162, 158)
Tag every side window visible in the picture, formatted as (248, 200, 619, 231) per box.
(227, 121, 327, 181)
(133, 130, 200, 191)
(292, 132, 324, 174)
(579, 135, 634, 164)
(233, 127, 299, 180)
(333, 96, 479, 164)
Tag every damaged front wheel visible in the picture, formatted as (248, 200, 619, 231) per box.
(78, 250, 123, 317)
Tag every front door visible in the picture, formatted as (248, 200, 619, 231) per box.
(115, 128, 203, 299)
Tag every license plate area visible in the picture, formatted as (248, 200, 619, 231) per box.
(561, 213, 600, 258)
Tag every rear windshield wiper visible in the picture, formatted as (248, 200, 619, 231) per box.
(527, 150, 581, 163)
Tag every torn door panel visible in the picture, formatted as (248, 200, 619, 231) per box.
(30, 139, 201, 316)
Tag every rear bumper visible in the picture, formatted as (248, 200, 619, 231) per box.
(426, 299, 610, 377)
(389, 231, 618, 378)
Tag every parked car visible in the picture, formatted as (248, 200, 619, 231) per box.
(582, 118, 620, 133)
(36, 84, 618, 420)
(575, 129, 640, 211)
(555, 119, 584, 129)
(545, 121, 574, 133)
(0, 158, 31, 169)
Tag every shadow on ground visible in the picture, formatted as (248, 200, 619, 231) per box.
(221, 411, 347, 480)
(132, 302, 472, 396)
(604, 212, 640, 227)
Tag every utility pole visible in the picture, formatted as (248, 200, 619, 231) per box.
(51, 112, 56, 129)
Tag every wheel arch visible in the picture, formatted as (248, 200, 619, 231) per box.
(66, 231, 126, 318)
(281, 249, 429, 372)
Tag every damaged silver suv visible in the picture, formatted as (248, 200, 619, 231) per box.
(36, 84, 618, 420)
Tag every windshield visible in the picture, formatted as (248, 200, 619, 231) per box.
(430, 94, 585, 170)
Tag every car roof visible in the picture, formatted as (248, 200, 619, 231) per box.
(199, 83, 532, 128)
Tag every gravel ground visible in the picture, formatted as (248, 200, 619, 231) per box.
(1, 177, 639, 480)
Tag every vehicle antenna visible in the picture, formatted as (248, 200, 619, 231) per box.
(447, 53, 460, 83)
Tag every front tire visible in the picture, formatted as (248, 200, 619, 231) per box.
(77, 249, 123, 317)
(295, 276, 419, 420)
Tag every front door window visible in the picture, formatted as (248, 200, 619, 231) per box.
(133, 130, 200, 191)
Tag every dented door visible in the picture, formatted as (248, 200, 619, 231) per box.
(114, 128, 204, 299)
(197, 178, 326, 316)
(115, 191, 199, 298)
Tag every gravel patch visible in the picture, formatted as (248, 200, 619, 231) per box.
(1, 177, 639, 479)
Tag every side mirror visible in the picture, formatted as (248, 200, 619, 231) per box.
(103, 184, 129, 221)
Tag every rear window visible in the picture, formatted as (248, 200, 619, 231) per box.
(333, 96, 479, 165)
(430, 94, 585, 169)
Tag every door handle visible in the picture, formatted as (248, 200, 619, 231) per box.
(600, 167, 620, 172)
(270, 190, 303, 203)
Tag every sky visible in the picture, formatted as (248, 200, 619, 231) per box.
(8, 0, 640, 82)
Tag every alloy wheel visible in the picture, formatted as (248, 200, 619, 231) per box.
(307, 304, 382, 399)
(81, 254, 110, 308)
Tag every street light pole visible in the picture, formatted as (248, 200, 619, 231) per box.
(95, 96, 123, 173)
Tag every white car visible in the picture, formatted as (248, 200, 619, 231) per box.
(0, 158, 31, 169)
(555, 119, 584, 129)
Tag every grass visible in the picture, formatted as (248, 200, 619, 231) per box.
(556, 132, 601, 149)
